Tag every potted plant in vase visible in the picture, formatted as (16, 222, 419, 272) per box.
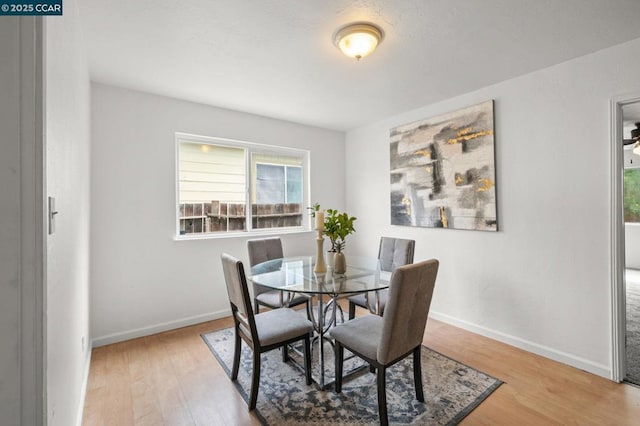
(323, 209, 357, 274)
(322, 209, 339, 268)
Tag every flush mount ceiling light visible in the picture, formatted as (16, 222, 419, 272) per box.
(333, 22, 384, 61)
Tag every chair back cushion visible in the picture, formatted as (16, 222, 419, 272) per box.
(221, 253, 257, 340)
(378, 237, 415, 272)
(247, 237, 284, 267)
(377, 259, 439, 364)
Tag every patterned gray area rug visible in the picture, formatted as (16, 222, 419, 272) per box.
(626, 275, 640, 385)
(202, 328, 502, 425)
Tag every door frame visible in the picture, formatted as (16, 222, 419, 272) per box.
(610, 92, 640, 382)
(19, 16, 46, 424)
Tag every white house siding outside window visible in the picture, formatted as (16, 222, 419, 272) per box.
(176, 133, 310, 237)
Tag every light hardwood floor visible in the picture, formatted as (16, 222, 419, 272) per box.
(83, 311, 640, 425)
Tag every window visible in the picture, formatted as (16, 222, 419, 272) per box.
(625, 168, 640, 223)
(255, 164, 302, 205)
(176, 133, 310, 236)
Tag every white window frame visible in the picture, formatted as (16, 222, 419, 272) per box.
(175, 132, 312, 239)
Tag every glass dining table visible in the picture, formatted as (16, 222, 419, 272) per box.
(249, 255, 391, 389)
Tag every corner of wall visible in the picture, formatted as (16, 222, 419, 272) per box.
(75, 344, 92, 426)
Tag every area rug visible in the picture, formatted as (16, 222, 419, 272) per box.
(626, 271, 640, 385)
(202, 328, 502, 425)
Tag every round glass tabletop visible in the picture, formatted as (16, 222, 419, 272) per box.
(249, 256, 390, 296)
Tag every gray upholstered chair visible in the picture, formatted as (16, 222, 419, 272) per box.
(332, 259, 438, 426)
(247, 237, 310, 313)
(347, 237, 415, 319)
(221, 253, 313, 410)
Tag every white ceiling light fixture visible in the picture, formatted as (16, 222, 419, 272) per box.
(333, 22, 384, 61)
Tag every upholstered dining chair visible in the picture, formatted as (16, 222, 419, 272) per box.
(332, 259, 439, 426)
(221, 253, 313, 410)
(347, 237, 415, 319)
(247, 237, 311, 314)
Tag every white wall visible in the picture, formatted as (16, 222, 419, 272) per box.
(346, 37, 640, 378)
(90, 84, 345, 344)
(622, 146, 640, 169)
(625, 224, 640, 269)
(46, 0, 92, 424)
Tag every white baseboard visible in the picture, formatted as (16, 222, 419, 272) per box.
(90, 308, 611, 379)
(91, 309, 231, 347)
(428, 310, 611, 379)
(76, 342, 93, 426)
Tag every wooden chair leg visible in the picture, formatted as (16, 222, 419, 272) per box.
(334, 342, 344, 393)
(348, 301, 356, 320)
(377, 366, 388, 426)
(249, 350, 261, 410)
(303, 334, 312, 385)
(231, 327, 241, 380)
(413, 346, 424, 402)
(282, 344, 289, 362)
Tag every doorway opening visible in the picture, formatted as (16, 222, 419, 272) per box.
(611, 93, 640, 383)
(622, 106, 640, 385)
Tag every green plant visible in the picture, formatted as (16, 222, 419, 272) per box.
(323, 208, 357, 253)
(307, 203, 321, 218)
(625, 169, 640, 222)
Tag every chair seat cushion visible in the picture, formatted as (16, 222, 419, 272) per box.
(330, 314, 383, 362)
(255, 308, 313, 347)
(348, 290, 388, 312)
(256, 290, 309, 309)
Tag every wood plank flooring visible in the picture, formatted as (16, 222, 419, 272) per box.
(83, 312, 640, 425)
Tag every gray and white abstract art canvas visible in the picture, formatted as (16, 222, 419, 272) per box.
(390, 100, 497, 231)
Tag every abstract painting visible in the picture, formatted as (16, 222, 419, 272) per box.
(390, 100, 497, 231)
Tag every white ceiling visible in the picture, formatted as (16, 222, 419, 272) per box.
(624, 103, 640, 124)
(79, 0, 640, 131)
